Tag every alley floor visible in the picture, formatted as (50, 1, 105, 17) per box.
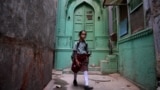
(44, 70, 140, 90)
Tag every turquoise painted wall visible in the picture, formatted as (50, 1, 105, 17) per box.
(118, 29, 156, 89)
(55, 0, 109, 70)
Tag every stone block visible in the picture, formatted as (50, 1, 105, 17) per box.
(100, 59, 118, 74)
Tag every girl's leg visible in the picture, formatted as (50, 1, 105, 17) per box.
(84, 71, 89, 86)
(74, 73, 77, 80)
(84, 71, 93, 90)
(73, 73, 78, 86)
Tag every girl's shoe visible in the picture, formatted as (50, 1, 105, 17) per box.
(84, 86, 93, 90)
(73, 80, 78, 86)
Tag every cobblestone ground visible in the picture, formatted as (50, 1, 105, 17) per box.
(44, 71, 141, 90)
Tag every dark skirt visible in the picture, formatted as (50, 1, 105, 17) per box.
(71, 54, 89, 73)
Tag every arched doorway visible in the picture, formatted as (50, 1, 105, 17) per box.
(73, 3, 95, 49)
(55, 0, 109, 70)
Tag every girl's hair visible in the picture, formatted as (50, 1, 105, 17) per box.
(79, 30, 87, 36)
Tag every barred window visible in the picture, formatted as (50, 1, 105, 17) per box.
(130, 0, 143, 12)
(129, 0, 144, 33)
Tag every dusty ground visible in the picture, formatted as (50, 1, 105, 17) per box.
(44, 70, 141, 90)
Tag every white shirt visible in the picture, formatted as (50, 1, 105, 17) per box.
(73, 41, 88, 54)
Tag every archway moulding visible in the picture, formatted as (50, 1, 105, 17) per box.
(65, 0, 103, 15)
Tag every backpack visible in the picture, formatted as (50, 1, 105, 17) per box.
(71, 41, 88, 60)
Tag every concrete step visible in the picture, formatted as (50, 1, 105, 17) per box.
(106, 54, 118, 61)
(89, 66, 101, 71)
(62, 68, 102, 75)
(100, 60, 118, 74)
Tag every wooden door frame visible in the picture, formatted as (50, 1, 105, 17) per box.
(66, 0, 101, 48)
(72, 2, 95, 49)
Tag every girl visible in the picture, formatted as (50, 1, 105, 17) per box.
(72, 30, 93, 90)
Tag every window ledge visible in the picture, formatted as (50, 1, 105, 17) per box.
(118, 27, 153, 44)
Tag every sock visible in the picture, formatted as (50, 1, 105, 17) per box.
(74, 73, 77, 80)
(84, 71, 89, 86)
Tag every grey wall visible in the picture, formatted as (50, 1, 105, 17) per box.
(0, 0, 56, 90)
(108, 6, 113, 34)
(150, 0, 160, 78)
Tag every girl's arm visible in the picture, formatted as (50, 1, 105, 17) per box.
(73, 51, 77, 60)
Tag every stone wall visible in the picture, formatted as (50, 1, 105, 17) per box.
(0, 0, 56, 90)
(151, 0, 160, 78)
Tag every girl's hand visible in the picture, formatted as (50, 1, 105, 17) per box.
(76, 59, 80, 67)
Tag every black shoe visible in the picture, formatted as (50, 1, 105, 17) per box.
(84, 86, 93, 90)
(73, 80, 78, 86)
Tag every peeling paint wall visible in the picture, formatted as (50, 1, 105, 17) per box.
(143, 0, 152, 27)
(144, 0, 160, 79)
(151, 0, 160, 78)
(0, 0, 56, 90)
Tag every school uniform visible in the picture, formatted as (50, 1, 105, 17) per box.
(72, 40, 93, 90)
(72, 41, 89, 73)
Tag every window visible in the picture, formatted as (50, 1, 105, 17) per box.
(119, 4, 128, 37)
(130, 0, 143, 12)
(129, 0, 144, 33)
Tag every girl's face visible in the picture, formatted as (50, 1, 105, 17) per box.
(80, 31, 87, 40)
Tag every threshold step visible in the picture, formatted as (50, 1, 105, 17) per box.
(62, 68, 102, 75)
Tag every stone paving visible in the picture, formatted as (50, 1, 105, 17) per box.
(44, 70, 141, 90)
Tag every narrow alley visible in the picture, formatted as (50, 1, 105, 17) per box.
(0, 0, 160, 90)
(44, 70, 140, 90)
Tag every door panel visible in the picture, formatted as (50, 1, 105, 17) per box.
(84, 5, 94, 49)
(74, 4, 94, 49)
(85, 31, 94, 40)
(74, 23, 84, 32)
(85, 24, 94, 32)
(86, 41, 94, 49)
(74, 32, 80, 40)
(74, 16, 84, 23)
(75, 6, 84, 15)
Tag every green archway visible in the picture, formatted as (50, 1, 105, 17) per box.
(55, 0, 109, 70)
